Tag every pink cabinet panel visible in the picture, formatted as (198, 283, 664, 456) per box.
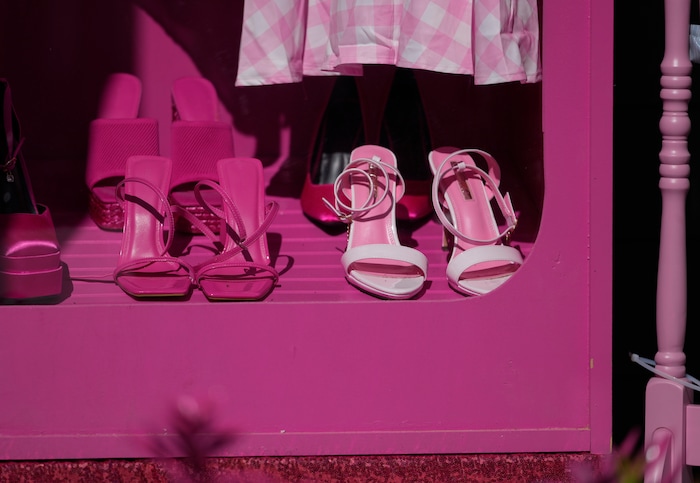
(0, 0, 612, 459)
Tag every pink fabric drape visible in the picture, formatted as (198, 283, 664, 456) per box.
(236, 0, 541, 86)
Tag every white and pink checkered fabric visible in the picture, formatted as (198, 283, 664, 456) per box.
(236, 0, 540, 86)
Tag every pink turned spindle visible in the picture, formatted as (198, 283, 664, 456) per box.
(644, 1, 695, 481)
(656, 0, 692, 379)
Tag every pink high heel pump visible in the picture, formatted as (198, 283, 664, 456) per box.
(169, 76, 235, 234)
(85, 73, 160, 230)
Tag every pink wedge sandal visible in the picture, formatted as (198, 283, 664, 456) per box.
(169, 76, 235, 234)
(85, 73, 159, 230)
(187, 158, 279, 301)
(114, 156, 194, 298)
(429, 147, 523, 296)
(325, 145, 428, 299)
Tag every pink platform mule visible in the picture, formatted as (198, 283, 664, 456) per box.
(85, 73, 160, 230)
(0, 206, 63, 300)
(169, 76, 235, 234)
(300, 68, 433, 226)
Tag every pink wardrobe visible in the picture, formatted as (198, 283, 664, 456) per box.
(0, 0, 613, 462)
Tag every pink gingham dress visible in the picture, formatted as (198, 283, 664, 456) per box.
(236, 0, 541, 86)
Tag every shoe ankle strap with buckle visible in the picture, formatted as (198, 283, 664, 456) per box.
(323, 154, 405, 223)
(432, 148, 518, 246)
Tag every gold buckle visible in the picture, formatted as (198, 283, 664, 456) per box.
(450, 161, 472, 200)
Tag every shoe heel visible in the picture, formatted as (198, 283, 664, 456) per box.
(300, 76, 365, 225)
(85, 73, 160, 230)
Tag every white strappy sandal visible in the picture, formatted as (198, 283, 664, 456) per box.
(325, 145, 428, 299)
(429, 147, 523, 296)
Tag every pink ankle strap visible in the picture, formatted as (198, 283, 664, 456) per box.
(324, 154, 405, 223)
(432, 149, 518, 245)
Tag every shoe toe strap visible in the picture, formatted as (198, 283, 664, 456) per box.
(114, 256, 195, 282)
(341, 244, 428, 275)
(446, 245, 523, 290)
(195, 260, 279, 285)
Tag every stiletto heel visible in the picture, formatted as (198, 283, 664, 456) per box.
(190, 158, 279, 301)
(0, 79, 63, 300)
(85, 73, 160, 230)
(114, 155, 194, 298)
(429, 147, 523, 296)
(169, 76, 235, 234)
(326, 145, 428, 299)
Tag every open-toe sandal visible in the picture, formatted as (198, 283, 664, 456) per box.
(188, 158, 279, 301)
(85, 73, 159, 230)
(300, 76, 366, 225)
(114, 155, 194, 298)
(429, 147, 523, 296)
(169, 76, 235, 234)
(325, 145, 428, 300)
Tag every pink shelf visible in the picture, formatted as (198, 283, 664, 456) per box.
(0, 0, 613, 460)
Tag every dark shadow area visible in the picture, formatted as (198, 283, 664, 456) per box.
(612, 0, 665, 446)
(0, 0, 136, 214)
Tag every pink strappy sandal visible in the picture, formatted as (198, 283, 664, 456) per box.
(114, 156, 194, 298)
(169, 76, 235, 234)
(325, 145, 428, 300)
(429, 147, 523, 296)
(85, 73, 159, 230)
(188, 158, 279, 301)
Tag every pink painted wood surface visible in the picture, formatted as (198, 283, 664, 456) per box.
(0, 0, 612, 459)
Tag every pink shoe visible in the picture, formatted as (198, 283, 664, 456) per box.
(300, 76, 366, 225)
(85, 73, 159, 230)
(326, 145, 428, 299)
(189, 158, 279, 301)
(0, 78, 63, 300)
(0, 206, 63, 300)
(300, 68, 432, 225)
(169, 76, 235, 234)
(429, 147, 523, 296)
(114, 156, 194, 298)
